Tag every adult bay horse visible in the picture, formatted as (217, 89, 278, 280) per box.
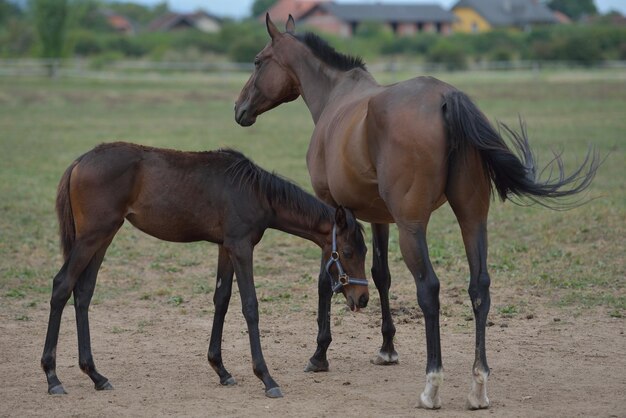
(234, 15, 600, 409)
(41, 142, 368, 398)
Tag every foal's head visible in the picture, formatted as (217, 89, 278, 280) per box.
(235, 15, 302, 126)
(327, 207, 369, 311)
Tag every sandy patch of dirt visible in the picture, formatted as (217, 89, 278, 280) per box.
(1, 284, 624, 418)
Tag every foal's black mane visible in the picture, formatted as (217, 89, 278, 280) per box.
(294, 32, 366, 72)
(224, 149, 332, 228)
(225, 149, 365, 249)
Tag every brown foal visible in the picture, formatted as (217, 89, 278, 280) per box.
(41, 142, 368, 398)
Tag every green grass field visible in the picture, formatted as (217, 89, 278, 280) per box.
(0, 69, 624, 323)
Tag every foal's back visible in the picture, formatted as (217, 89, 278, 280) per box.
(69, 142, 263, 244)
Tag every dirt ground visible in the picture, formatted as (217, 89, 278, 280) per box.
(1, 282, 624, 418)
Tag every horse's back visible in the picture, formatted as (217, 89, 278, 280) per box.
(69, 143, 239, 243)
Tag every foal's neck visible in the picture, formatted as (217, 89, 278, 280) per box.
(270, 204, 332, 249)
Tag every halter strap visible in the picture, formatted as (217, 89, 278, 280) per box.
(325, 224, 368, 293)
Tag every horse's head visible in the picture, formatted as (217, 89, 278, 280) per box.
(325, 207, 369, 311)
(235, 14, 301, 127)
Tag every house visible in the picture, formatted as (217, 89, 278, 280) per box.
(264, 0, 326, 23)
(148, 10, 221, 33)
(264, 1, 456, 37)
(99, 10, 135, 35)
(452, 0, 557, 33)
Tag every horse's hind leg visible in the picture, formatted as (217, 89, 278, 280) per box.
(73, 236, 116, 391)
(370, 223, 398, 365)
(457, 220, 491, 410)
(447, 152, 492, 410)
(41, 234, 113, 394)
(397, 223, 443, 410)
(207, 245, 236, 386)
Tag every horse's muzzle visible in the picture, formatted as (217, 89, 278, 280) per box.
(235, 104, 256, 127)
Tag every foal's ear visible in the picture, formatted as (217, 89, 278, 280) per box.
(286, 14, 296, 34)
(335, 206, 348, 230)
(266, 13, 281, 40)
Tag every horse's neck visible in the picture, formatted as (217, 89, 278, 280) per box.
(270, 204, 331, 248)
(293, 58, 377, 124)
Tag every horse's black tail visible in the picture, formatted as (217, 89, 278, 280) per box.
(56, 159, 81, 261)
(442, 90, 600, 209)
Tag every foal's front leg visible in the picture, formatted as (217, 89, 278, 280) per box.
(228, 242, 282, 398)
(305, 258, 333, 372)
(207, 245, 236, 386)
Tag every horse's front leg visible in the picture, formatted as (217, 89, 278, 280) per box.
(227, 241, 282, 398)
(370, 223, 398, 365)
(398, 224, 443, 410)
(207, 245, 236, 386)
(304, 258, 333, 372)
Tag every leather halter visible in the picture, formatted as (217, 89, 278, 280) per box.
(325, 224, 368, 293)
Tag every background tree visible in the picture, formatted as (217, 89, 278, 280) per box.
(251, 0, 277, 18)
(547, 0, 598, 20)
(31, 0, 68, 76)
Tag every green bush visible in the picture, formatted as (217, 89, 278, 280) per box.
(426, 39, 467, 70)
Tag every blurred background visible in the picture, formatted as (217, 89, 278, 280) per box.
(1, 0, 625, 76)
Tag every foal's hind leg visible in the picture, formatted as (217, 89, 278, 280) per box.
(41, 234, 113, 394)
(207, 245, 236, 386)
(370, 223, 398, 365)
(73, 237, 116, 391)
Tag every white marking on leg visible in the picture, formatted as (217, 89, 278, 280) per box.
(418, 370, 443, 409)
(466, 368, 490, 410)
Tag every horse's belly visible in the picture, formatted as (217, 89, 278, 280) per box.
(330, 184, 394, 224)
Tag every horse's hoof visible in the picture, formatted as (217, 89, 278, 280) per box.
(95, 380, 113, 391)
(304, 359, 328, 372)
(48, 384, 67, 395)
(466, 395, 490, 410)
(370, 350, 399, 365)
(265, 386, 283, 398)
(220, 376, 236, 386)
(417, 392, 442, 410)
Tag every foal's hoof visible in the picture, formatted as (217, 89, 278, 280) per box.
(304, 359, 329, 372)
(95, 380, 113, 391)
(220, 376, 237, 386)
(370, 350, 399, 365)
(265, 386, 283, 398)
(48, 384, 67, 395)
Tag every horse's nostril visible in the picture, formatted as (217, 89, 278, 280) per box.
(359, 294, 369, 308)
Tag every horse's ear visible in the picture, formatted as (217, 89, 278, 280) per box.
(266, 13, 281, 40)
(335, 206, 347, 230)
(286, 14, 296, 34)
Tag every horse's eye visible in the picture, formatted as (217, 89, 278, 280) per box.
(343, 249, 353, 259)
(254, 57, 261, 67)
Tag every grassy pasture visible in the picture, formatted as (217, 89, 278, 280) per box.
(0, 68, 624, 328)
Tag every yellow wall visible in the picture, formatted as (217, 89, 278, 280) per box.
(453, 7, 492, 33)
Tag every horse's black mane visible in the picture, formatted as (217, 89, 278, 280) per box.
(294, 32, 366, 72)
(224, 149, 365, 249)
(224, 149, 332, 227)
